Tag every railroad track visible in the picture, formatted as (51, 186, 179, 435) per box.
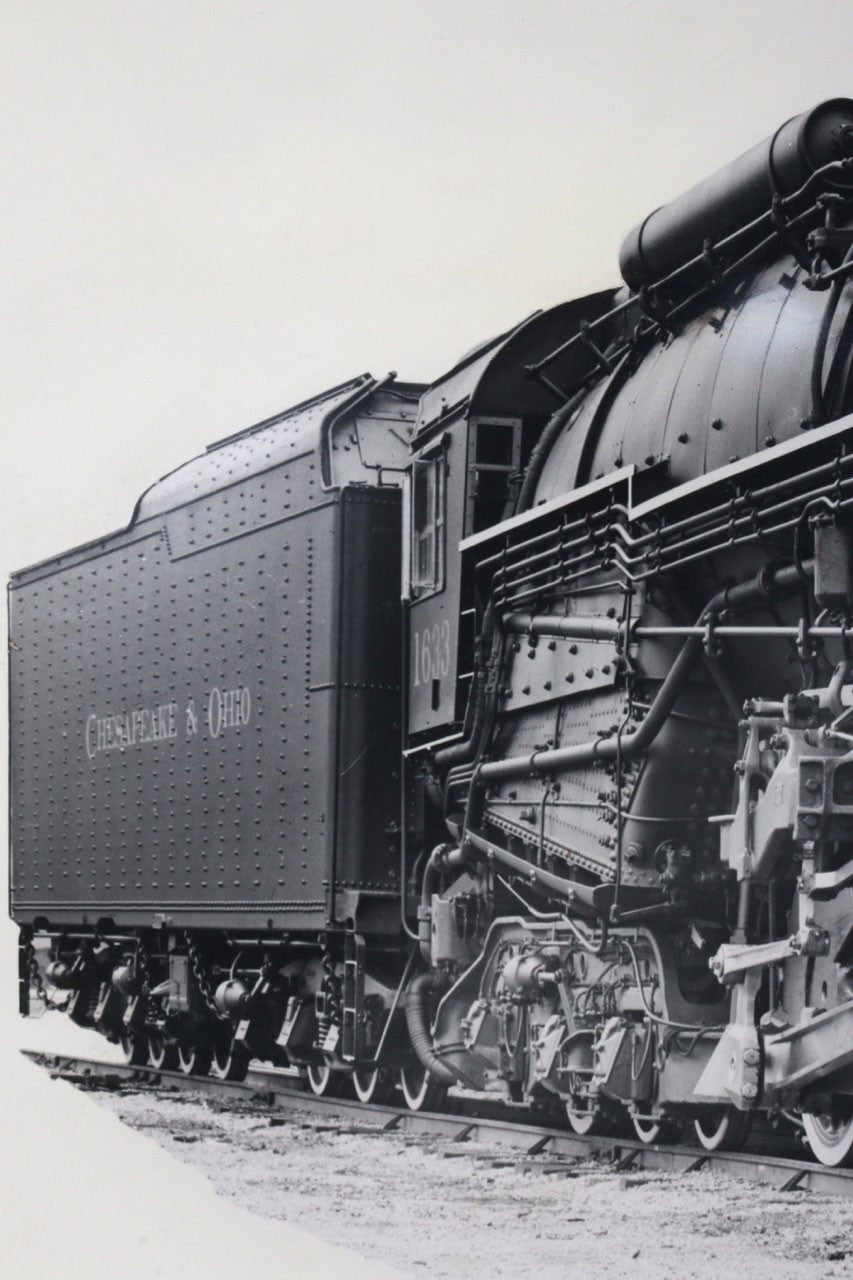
(22, 1048, 853, 1201)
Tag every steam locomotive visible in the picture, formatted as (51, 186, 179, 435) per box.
(12, 98, 853, 1167)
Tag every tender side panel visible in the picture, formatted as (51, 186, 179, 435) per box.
(9, 468, 336, 930)
(332, 488, 403, 924)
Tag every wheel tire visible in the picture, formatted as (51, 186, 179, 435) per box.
(565, 1100, 618, 1137)
(306, 1061, 344, 1097)
(177, 1040, 213, 1077)
(146, 1030, 177, 1071)
(210, 1028, 249, 1082)
(120, 1032, 148, 1067)
(398, 1065, 446, 1113)
(565, 1105, 598, 1135)
(631, 1115, 676, 1145)
(693, 1106, 753, 1152)
(351, 1068, 394, 1105)
(803, 1109, 853, 1167)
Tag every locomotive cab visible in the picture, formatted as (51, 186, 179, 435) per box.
(403, 290, 620, 739)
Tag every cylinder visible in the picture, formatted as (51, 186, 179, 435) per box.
(619, 98, 853, 292)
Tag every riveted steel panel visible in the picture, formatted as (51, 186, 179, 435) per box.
(536, 253, 848, 500)
(136, 377, 365, 520)
(9, 484, 336, 931)
(331, 487, 403, 912)
(9, 377, 421, 933)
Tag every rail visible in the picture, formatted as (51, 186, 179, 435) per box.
(22, 1049, 853, 1202)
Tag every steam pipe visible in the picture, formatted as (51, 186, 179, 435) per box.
(505, 613, 622, 641)
(435, 382, 593, 776)
(433, 606, 496, 771)
(464, 830, 599, 914)
(478, 560, 812, 785)
(504, 613, 850, 641)
(478, 633, 701, 784)
(417, 844, 463, 964)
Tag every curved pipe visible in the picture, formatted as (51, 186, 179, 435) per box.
(828, 658, 853, 718)
(515, 384, 591, 514)
(478, 559, 812, 785)
(418, 846, 445, 964)
(480, 634, 699, 784)
(404, 972, 459, 1086)
(433, 606, 496, 771)
(434, 381, 598, 777)
(465, 830, 598, 913)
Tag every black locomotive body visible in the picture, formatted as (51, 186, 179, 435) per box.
(13, 99, 853, 1155)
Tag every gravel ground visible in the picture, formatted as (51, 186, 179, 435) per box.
(82, 1084, 853, 1280)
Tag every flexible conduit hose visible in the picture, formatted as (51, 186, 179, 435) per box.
(811, 243, 853, 427)
(404, 972, 459, 1086)
(515, 383, 592, 513)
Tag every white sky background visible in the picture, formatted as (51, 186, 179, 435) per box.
(2, 2, 853, 1275)
(3, 0, 853, 572)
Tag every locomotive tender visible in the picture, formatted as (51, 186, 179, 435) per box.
(12, 99, 853, 1164)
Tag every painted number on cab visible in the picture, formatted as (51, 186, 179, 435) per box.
(413, 620, 451, 686)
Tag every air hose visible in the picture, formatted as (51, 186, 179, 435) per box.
(404, 972, 458, 1086)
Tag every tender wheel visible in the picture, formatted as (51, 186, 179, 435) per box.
(209, 1028, 249, 1082)
(631, 1115, 676, 1145)
(306, 1061, 345, 1097)
(803, 1107, 853, 1167)
(398, 1065, 446, 1113)
(120, 1032, 148, 1066)
(351, 1068, 394, 1105)
(565, 1099, 620, 1137)
(693, 1106, 753, 1152)
(565, 1105, 598, 1135)
(177, 1040, 213, 1077)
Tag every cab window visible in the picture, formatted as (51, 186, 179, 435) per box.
(411, 454, 445, 596)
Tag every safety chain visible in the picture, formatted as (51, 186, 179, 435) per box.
(134, 938, 152, 998)
(23, 935, 59, 1011)
(185, 932, 228, 1021)
(322, 952, 342, 1025)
